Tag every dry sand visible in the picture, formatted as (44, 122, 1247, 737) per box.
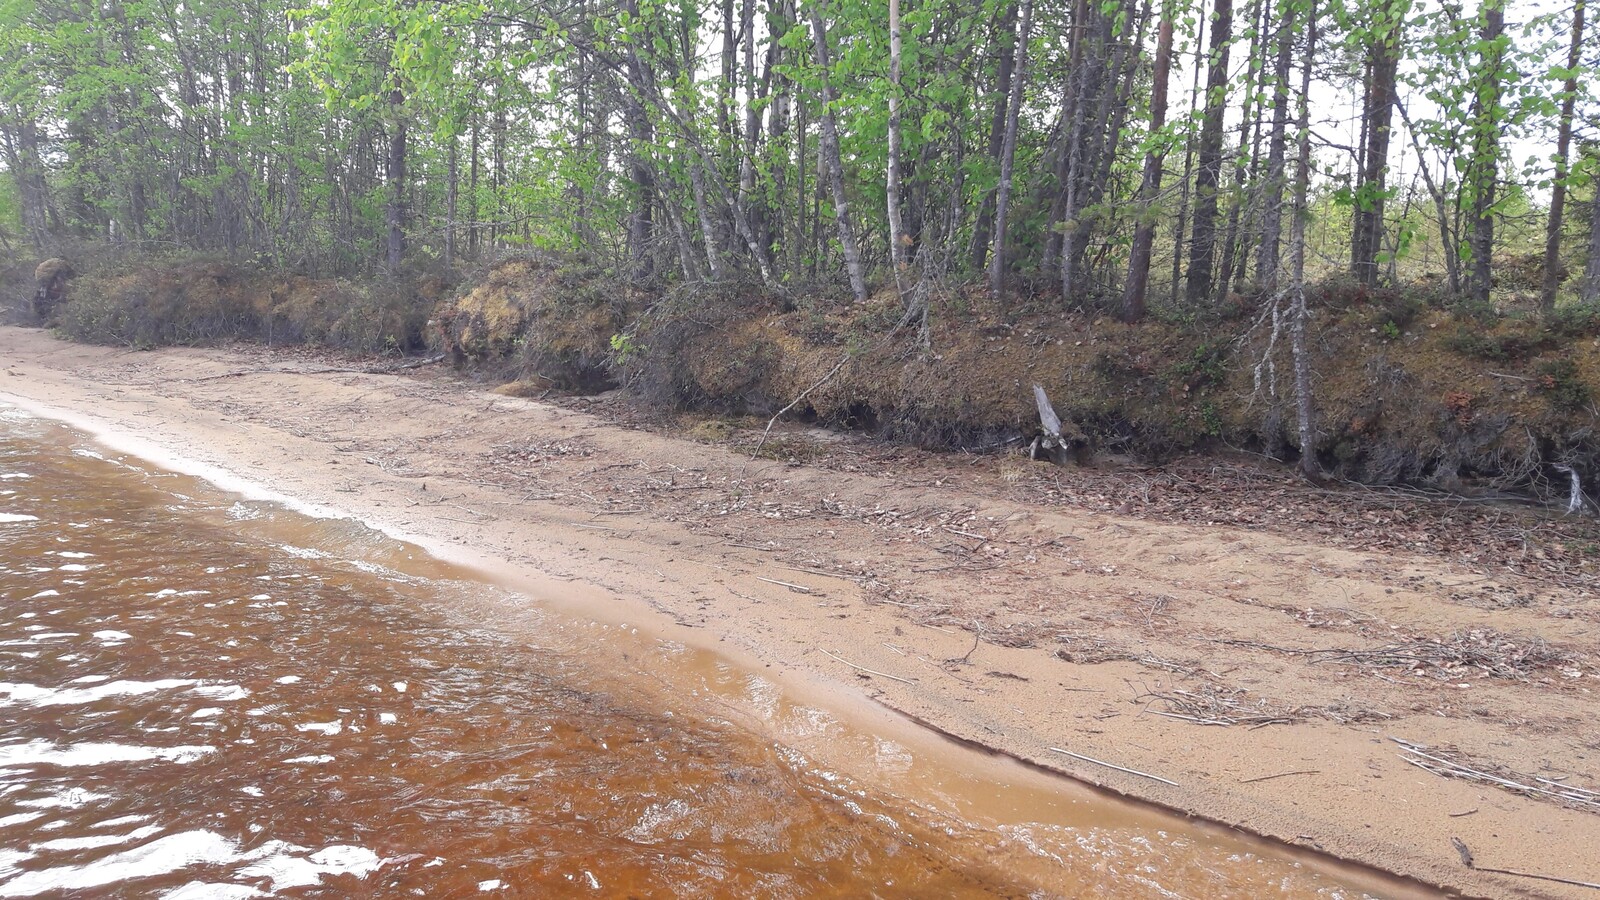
(3, 326, 1598, 898)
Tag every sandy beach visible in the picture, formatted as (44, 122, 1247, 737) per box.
(4, 325, 1598, 898)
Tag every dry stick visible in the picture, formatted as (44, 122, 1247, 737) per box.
(1047, 747, 1180, 786)
(1472, 864, 1600, 883)
(747, 297, 929, 461)
(1453, 838, 1600, 891)
(1239, 769, 1321, 784)
(776, 565, 860, 581)
(820, 649, 917, 684)
(1469, 867, 1600, 891)
(750, 354, 850, 459)
(1394, 738, 1600, 810)
(956, 624, 981, 664)
(756, 576, 813, 594)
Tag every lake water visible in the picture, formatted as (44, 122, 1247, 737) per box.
(0, 404, 1409, 897)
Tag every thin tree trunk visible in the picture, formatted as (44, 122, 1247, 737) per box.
(1121, 4, 1175, 321)
(795, 77, 809, 275)
(1350, 0, 1403, 286)
(1213, 0, 1266, 305)
(1290, 0, 1320, 480)
(1185, 0, 1233, 304)
(468, 106, 480, 258)
(1062, 1, 1124, 302)
(689, 161, 725, 279)
(1584, 175, 1600, 303)
(1255, 2, 1295, 291)
(445, 136, 458, 270)
(385, 89, 406, 272)
(1465, 0, 1504, 304)
(1541, 0, 1585, 311)
(988, 0, 1034, 296)
(0, 119, 53, 251)
(969, 0, 1020, 273)
(738, 0, 763, 244)
(1395, 98, 1461, 293)
(664, 194, 701, 280)
(1169, 37, 1206, 306)
(808, 0, 868, 302)
(886, 0, 909, 299)
(624, 0, 656, 281)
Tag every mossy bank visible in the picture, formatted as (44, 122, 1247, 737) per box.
(12, 252, 1600, 506)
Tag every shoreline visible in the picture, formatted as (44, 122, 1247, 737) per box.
(5, 326, 1598, 897)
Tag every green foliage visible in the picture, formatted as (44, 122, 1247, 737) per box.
(609, 331, 641, 365)
(1170, 341, 1228, 390)
(1543, 303, 1600, 339)
(1442, 327, 1539, 362)
(1533, 358, 1590, 412)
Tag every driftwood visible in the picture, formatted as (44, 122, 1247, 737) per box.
(1028, 384, 1087, 465)
(1047, 746, 1179, 786)
(1554, 464, 1589, 515)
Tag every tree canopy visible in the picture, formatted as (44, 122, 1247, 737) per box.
(1, 0, 1596, 312)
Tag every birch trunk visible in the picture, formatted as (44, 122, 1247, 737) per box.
(1289, 0, 1320, 480)
(886, 0, 909, 300)
(808, 1, 869, 302)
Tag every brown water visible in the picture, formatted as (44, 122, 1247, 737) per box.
(0, 405, 1417, 898)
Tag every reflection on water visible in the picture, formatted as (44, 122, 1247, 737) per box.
(0, 407, 1397, 898)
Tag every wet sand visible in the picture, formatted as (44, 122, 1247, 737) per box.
(2, 326, 1597, 897)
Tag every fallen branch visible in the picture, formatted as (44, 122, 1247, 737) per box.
(751, 353, 850, 460)
(1452, 836, 1600, 890)
(1554, 464, 1588, 515)
(1395, 738, 1600, 813)
(756, 576, 814, 594)
(1047, 747, 1179, 786)
(1239, 769, 1320, 784)
(820, 649, 916, 684)
(775, 565, 860, 581)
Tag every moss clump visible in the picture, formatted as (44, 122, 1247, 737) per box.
(1534, 359, 1591, 412)
(53, 260, 431, 354)
(431, 255, 625, 391)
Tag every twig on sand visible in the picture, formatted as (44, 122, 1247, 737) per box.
(756, 576, 814, 594)
(1469, 866, 1600, 890)
(1047, 747, 1179, 786)
(820, 649, 916, 684)
(776, 565, 860, 581)
(1239, 769, 1320, 784)
(1452, 837, 1600, 890)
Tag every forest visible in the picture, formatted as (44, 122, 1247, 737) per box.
(1, 0, 1598, 498)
